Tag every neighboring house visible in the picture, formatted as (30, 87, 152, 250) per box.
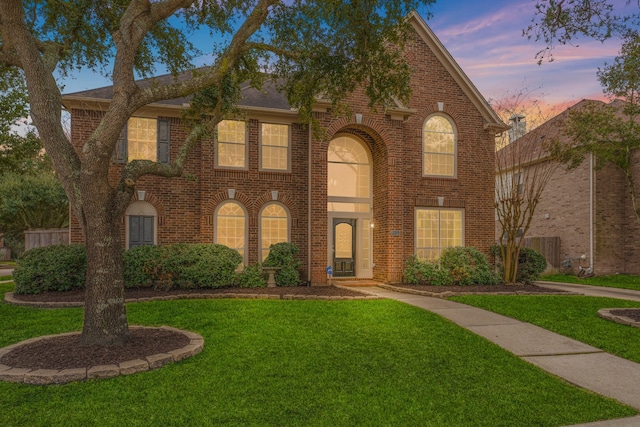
(63, 12, 506, 285)
(496, 99, 640, 275)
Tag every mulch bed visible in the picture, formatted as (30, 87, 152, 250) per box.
(610, 309, 640, 322)
(11, 285, 368, 303)
(1, 328, 190, 370)
(387, 283, 566, 294)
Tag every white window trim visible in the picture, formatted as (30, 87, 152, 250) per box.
(327, 134, 373, 207)
(258, 202, 291, 261)
(414, 207, 465, 260)
(259, 122, 291, 172)
(215, 120, 248, 170)
(422, 114, 458, 178)
(214, 200, 248, 264)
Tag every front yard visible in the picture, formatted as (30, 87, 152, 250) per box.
(540, 273, 640, 291)
(450, 294, 640, 363)
(0, 282, 635, 426)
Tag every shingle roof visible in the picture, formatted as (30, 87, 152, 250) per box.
(63, 70, 292, 111)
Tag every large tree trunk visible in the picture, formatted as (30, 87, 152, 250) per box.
(79, 182, 130, 346)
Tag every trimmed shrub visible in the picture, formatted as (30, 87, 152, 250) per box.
(149, 243, 243, 289)
(440, 247, 502, 285)
(517, 247, 547, 285)
(14, 243, 244, 293)
(13, 244, 86, 294)
(124, 245, 162, 288)
(490, 244, 547, 285)
(402, 255, 453, 286)
(235, 263, 267, 288)
(263, 242, 302, 287)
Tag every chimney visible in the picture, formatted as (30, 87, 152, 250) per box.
(508, 114, 526, 143)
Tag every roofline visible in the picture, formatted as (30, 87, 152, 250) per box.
(62, 95, 300, 120)
(407, 11, 508, 133)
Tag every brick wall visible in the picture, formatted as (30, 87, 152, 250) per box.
(69, 25, 498, 286)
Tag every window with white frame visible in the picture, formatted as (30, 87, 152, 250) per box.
(423, 115, 456, 177)
(261, 123, 289, 171)
(328, 136, 371, 201)
(215, 201, 246, 260)
(216, 120, 246, 168)
(260, 203, 289, 261)
(114, 117, 170, 164)
(415, 208, 463, 261)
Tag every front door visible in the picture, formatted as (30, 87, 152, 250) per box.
(333, 218, 356, 277)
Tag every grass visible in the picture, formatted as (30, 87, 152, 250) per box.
(0, 276, 12, 281)
(541, 273, 640, 291)
(0, 283, 635, 426)
(450, 294, 640, 364)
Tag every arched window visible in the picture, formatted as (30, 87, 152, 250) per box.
(125, 201, 157, 249)
(423, 115, 456, 177)
(260, 203, 289, 261)
(215, 201, 247, 261)
(327, 135, 371, 211)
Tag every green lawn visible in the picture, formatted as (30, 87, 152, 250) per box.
(450, 294, 640, 364)
(541, 273, 640, 291)
(0, 283, 635, 426)
(0, 276, 12, 281)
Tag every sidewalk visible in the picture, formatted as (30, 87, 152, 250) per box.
(536, 280, 640, 302)
(365, 285, 640, 427)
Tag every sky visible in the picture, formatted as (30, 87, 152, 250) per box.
(57, 0, 633, 118)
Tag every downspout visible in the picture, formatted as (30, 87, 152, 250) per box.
(589, 153, 594, 270)
(308, 124, 312, 285)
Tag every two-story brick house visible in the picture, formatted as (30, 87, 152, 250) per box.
(63, 12, 506, 285)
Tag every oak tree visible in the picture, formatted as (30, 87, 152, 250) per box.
(0, 0, 432, 345)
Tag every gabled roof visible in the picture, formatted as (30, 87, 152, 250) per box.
(407, 11, 507, 133)
(496, 99, 605, 168)
(62, 11, 507, 131)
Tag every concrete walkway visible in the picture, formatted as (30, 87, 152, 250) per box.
(537, 280, 640, 302)
(364, 285, 640, 427)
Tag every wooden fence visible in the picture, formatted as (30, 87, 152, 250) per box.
(25, 228, 70, 251)
(522, 236, 561, 268)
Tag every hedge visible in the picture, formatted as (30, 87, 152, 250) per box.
(14, 243, 244, 294)
(403, 247, 502, 286)
(13, 244, 86, 294)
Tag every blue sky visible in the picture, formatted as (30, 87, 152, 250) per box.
(59, 0, 631, 114)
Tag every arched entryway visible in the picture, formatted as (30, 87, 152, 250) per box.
(327, 135, 373, 278)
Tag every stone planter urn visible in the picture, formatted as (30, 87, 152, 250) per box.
(263, 266, 280, 288)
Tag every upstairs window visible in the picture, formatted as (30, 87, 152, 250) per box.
(217, 120, 246, 168)
(261, 123, 289, 171)
(114, 117, 170, 164)
(423, 115, 456, 177)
